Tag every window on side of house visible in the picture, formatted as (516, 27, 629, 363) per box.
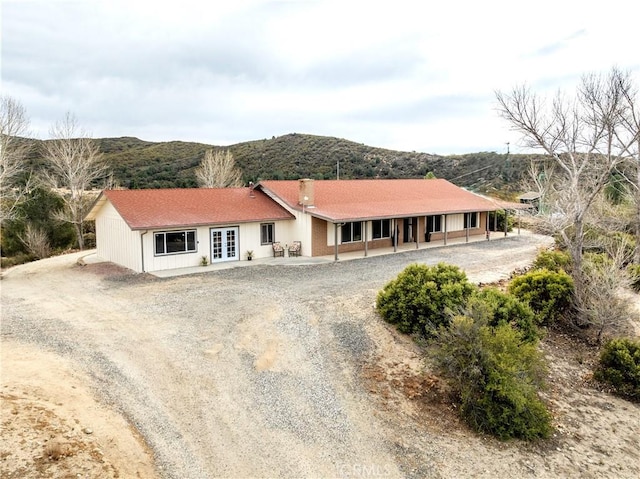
(372, 219, 391, 239)
(341, 221, 362, 243)
(464, 212, 479, 228)
(429, 215, 442, 232)
(261, 223, 275, 245)
(154, 230, 197, 255)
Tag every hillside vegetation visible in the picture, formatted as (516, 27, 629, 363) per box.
(24, 133, 537, 194)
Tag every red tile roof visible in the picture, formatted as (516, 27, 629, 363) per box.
(87, 188, 294, 230)
(259, 179, 499, 222)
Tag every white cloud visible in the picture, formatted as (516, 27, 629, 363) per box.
(2, 0, 638, 154)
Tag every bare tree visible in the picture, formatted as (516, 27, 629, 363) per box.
(0, 96, 32, 223)
(496, 68, 639, 303)
(615, 79, 640, 262)
(42, 113, 109, 250)
(576, 242, 633, 343)
(19, 222, 51, 259)
(195, 149, 243, 188)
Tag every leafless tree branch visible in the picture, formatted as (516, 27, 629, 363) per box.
(497, 67, 639, 327)
(41, 112, 110, 249)
(0, 96, 32, 223)
(195, 149, 243, 188)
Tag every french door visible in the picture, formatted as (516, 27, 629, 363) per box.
(210, 227, 239, 262)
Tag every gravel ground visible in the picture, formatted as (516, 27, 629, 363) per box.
(5, 231, 605, 479)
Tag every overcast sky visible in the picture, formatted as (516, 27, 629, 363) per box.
(2, 0, 639, 155)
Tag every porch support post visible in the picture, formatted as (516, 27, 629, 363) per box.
(518, 209, 521, 235)
(486, 211, 490, 240)
(444, 215, 448, 246)
(465, 213, 470, 243)
(494, 210, 497, 231)
(504, 209, 508, 237)
(364, 221, 368, 257)
(393, 219, 398, 252)
(415, 217, 419, 249)
(334, 223, 339, 261)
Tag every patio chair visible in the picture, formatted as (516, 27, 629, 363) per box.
(272, 242, 284, 257)
(288, 241, 301, 257)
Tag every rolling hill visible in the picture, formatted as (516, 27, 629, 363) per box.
(26, 133, 537, 196)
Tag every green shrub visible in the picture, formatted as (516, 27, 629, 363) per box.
(430, 316, 552, 440)
(0, 186, 76, 257)
(594, 338, 640, 400)
(508, 269, 574, 326)
(628, 264, 640, 293)
(488, 210, 513, 232)
(0, 252, 36, 269)
(472, 288, 539, 342)
(376, 263, 475, 336)
(532, 249, 572, 273)
(83, 232, 97, 249)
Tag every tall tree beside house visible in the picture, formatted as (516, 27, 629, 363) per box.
(195, 149, 243, 188)
(0, 96, 32, 223)
(618, 80, 640, 263)
(42, 112, 110, 250)
(496, 67, 639, 325)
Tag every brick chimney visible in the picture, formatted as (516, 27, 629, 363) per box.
(298, 178, 314, 206)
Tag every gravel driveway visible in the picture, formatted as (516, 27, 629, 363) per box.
(1, 233, 553, 478)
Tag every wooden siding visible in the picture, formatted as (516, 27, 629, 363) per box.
(95, 201, 142, 272)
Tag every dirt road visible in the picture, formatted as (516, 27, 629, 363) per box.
(2, 232, 639, 478)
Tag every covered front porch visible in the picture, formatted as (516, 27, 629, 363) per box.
(138, 227, 528, 277)
(327, 223, 512, 261)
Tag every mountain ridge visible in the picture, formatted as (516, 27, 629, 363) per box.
(24, 133, 535, 196)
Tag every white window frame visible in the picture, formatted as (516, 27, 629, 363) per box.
(372, 219, 391, 239)
(464, 212, 479, 229)
(260, 223, 275, 245)
(341, 222, 362, 243)
(428, 215, 443, 232)
(154, 230, 197, 256)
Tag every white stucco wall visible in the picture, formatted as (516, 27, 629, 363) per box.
(139, 219, 298, 271)
(238, 220, 298, 259)
(446, 213, 479, 232)
(286, 211, 312, 256)
(446, 214, 463, 232)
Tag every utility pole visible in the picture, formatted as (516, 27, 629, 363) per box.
(337, 159, 340, 180)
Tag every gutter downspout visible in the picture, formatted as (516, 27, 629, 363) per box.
(140, 230, 148, 273)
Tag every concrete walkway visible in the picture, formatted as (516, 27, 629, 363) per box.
(146, 229, 523, 278)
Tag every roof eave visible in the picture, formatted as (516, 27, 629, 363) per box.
(306, 206, 499, 223)
(84, 191, 106, 221)
(128, 215, 295, 231)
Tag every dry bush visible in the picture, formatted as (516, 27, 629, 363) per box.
(44, 437, 71, 461)
(19, 223, 51, 259)
(576, 251, 633, 343)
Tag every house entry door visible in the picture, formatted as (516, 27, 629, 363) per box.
(210, 227, 239, 262)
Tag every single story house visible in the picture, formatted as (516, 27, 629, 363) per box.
(85, 187, 295, 273)
(86, 178, 501, 273)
